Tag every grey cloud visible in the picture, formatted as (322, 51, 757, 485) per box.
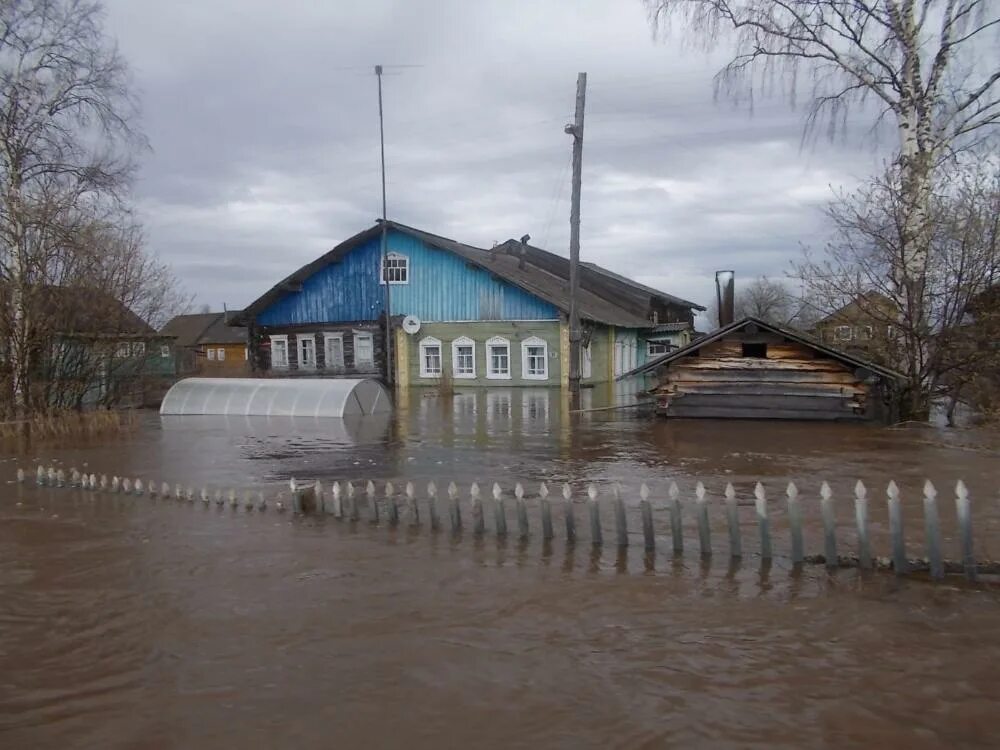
(103, 0, 892, 314)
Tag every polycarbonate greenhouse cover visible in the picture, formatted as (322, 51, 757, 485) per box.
(159, 378, 391, 418)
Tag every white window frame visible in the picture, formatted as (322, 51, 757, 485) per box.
(115, 342, 131, 359)
(419, 336, 442, 378)
(207, 347, 216, 361)
(647, 341, 669, 357)
(380, 252, 409, 285)
(486, 336, 511, 380)
(132, 342, 146, 357)
(323, 332, 345, 369)
(160, 345, 170, 359)
(835, 325, 853, 341)
(451, 336, 476, 379)
(217, 347, 226, 361)
(270, 334, 289, 369)
(297, 334, 316, 370)
(353, 331, 374, 368)
(521, 336, 549, 380)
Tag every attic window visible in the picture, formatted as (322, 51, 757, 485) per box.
(381, 252, 408, 284)
(742, 342, 767, 358)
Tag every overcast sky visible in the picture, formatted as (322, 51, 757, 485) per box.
(102, 0, 893, 322)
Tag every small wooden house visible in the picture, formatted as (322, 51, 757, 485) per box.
(626, 317, 902, 422)
(160, 312, 248, 376)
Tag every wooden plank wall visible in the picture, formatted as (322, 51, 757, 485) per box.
(657, 337, 871, 420)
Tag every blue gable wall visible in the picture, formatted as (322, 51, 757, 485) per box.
(257, 234, 384, 326)
(385, 233, 558, 321)
(256, 229, 558, 326)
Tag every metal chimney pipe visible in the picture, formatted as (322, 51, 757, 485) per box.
(715, 270, 735, 327)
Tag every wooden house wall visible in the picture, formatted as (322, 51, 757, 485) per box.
(385, 233, 560, 322)
(254, 229, 559, 328)
(253, 322, 385, 378)
(655, 335, 878, 421)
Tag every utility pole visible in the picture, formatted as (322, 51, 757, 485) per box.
(564, 72, 586, 399)
(376, 64, 393, 385)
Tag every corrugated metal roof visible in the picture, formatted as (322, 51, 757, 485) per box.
(236, 221, 701, 329)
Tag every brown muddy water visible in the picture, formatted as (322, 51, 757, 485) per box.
(2, 388, 1000, 749)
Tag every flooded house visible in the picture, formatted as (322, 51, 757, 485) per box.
(625, 316, 903, 422)
(233, 221, 703, 390)
(160, 312, 248, 377)
(16, 286, 175, 409)
(811, 291, 897, 355)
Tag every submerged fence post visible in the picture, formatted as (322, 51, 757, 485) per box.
(695, 482, 711, 558)
(448, 481, 461, 532)
(755, 482, 772, 561)
(854, 480, 870, 569)
(427, 481, 440, 531)
(540, 482, 553, 541)
(724, 482, 741, 559)
(587, 484, 602, 547)
(613, 484, 628, 548)
(347, 482, 358, 521)
(639, 483, 655, 552)
(331, 482, 343, 518)
(313, 480, 324, 513)
(820, 481, 836, 568)
(923, 480, 943, 580)
(563, 483, 576, 544)
(786, 482, 803, 565)
(366, 480, 378, 523)
(405, 481, 419, 526)
(386, 481, 399, 526)
(493, 483, 508, 538)
(887, 481, 907, 574)
(290, 478, 302, 514)
(471, 482, 485, 536)
(955, 480, 976, 582)
(669, 481, 683, 556)
(515, 483, 529, 540)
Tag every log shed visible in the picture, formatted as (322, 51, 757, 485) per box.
(622, 317, 903, 422)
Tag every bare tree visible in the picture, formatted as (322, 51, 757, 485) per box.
(645, 0, 1000, 364)
(795, 160, 1000, 419)
(0, 0, 145, 419)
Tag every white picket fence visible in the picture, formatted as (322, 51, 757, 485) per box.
(20, 465, 986, 582)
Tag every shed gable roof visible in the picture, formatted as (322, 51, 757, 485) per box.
(622, 316, 904, 380)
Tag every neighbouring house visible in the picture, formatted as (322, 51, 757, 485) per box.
(0, 286, 174, 410)
(624, 316, 903, 422)
(233, 221, 704, 389)
(811, 292, 897, 355)
(160, 312, 248, 376)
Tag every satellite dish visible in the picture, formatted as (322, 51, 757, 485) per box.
(402, 315, 421, 335)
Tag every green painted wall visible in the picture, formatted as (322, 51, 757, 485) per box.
(407, 321, 562, 387)
(582, 323, 612, 386)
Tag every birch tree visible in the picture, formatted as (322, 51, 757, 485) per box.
(645, 0, 1000, 385)
(0, 0, 143, 419)
(795, 160, 1000, 419)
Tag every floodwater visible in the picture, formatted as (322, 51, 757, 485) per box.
(3, 388, 1000, 749)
